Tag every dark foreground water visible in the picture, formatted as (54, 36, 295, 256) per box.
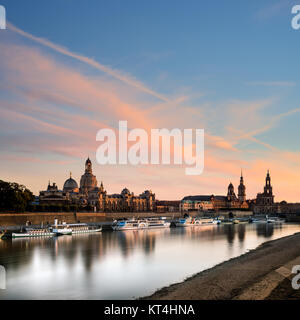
(0, 223, 300, 300)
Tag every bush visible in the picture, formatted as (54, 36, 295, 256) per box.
(0, 180, 34, 212)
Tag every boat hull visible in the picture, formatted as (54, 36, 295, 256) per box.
(175, 222, 219, 227)
(113, 223, 170, 231)
(12, 232, 55, 238)
(72, 228, 102, 234)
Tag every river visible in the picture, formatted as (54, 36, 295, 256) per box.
(0, 222, 300, 299)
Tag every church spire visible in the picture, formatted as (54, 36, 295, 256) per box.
(238, 170, 246, 202)
(240, 169, 244, 183)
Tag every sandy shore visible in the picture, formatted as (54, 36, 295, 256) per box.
(143, 232, 300, 300)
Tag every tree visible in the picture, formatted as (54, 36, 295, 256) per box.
(0, 180, 34, 212)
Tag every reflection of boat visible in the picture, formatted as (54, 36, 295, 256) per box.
(176, 217, 221, 227)
(112, 217, 170, 231)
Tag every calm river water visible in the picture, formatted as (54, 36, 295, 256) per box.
(0, 223, 300, 299)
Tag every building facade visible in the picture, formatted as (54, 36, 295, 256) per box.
(39, 158, 155, 212)
(253, 170, 277, 214)
(155, 200, 180, 213)
(180, 172, 249, 212)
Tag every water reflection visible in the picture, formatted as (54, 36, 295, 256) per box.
(0, 223, 299, 299)
(238, 224, 246, 243)
(256, 223, 277, 238)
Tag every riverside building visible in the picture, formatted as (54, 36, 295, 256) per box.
(39, 158, 155, 212)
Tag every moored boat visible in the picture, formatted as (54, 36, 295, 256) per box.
(50, 222, 102, 235)
(67, 223, 102, 234)
(12, 228, 55, 238)
(175, 217, 221, 227)
(112, 217, 170, 231)
(50, 224, 72, 236)
(266, 217, 285, 224)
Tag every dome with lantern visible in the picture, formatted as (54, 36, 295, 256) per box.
(63, 172, 79, 193)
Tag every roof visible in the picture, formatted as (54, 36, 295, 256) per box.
(214, 195, 228, 201)
(182, 195, 212, 202)
(63, 177, 78, 190)
(181, 195, 227, 202)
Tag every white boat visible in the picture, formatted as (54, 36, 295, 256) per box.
(249, 216, 285, 224)
(67, 223, 102, 234)
(50, 221, 102, 236)
(266, 217, 285, 224)
(112, 217, 170, 231)
(250, 218, 266, 224)
(12, 228, 55, 238)
(176, 217, 221, 227)
(50, 222, 73, 236)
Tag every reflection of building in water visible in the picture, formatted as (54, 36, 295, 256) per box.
(180, 172, 249, 212)
(256, 223, 274, 238)
(237, 224, 246, 242)
(117, 230, 157, 257)
(39, 158, 155, 212)
(224, 224, 235, 245)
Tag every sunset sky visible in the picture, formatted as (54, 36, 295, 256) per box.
(0, 0, 300, 202)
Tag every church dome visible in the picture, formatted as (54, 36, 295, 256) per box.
(121, 188, 130, 195)
(63, 174, 79, 192)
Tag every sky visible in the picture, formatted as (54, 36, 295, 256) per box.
(0, 0, 300, 201)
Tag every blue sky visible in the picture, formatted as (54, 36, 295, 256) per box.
(0, 0, 300, 201)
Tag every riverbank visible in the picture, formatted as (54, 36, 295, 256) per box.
(144, 231, 300, 300)
(0, 211, 182, 227)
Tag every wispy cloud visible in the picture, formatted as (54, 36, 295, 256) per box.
(255, 0, 295, 20)
(7, 22, 169, 103)
(1, 23, 300, 201)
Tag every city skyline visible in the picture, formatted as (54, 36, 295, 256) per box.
(1, 1, 300, 201)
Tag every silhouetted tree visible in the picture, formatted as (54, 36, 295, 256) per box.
(0, 180, 34, 212)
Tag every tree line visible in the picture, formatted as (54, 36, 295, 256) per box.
(0, 180, 34, 212)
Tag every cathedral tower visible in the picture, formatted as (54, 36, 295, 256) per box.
(264, 170, 273, 197)
(80, 157, 98, 194)
(238, 171, 246, 203)
(227, 182, 237, 202)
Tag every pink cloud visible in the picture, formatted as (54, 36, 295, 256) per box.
(0, 28, 300, 202)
